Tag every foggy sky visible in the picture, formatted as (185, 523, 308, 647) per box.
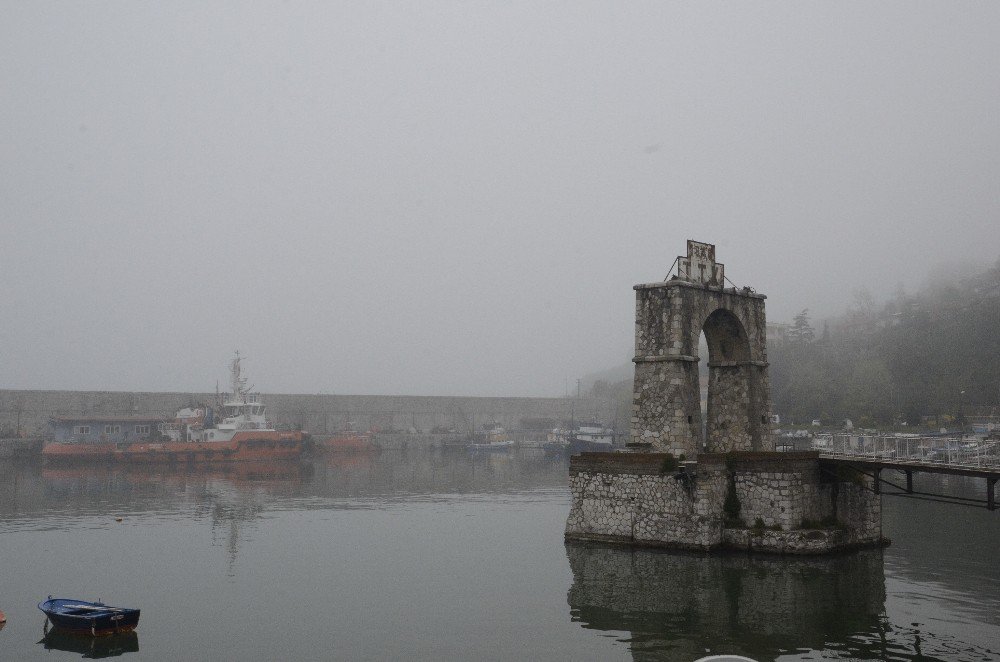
(2, 2, 999, 396)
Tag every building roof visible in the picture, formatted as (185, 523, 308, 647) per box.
(49, 415, 167, 424)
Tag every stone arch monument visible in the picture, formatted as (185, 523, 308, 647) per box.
(566, 240, 882, 555)
(631, 240, 773, 456)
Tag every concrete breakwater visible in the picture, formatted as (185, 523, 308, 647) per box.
(0, 389, 606, 438)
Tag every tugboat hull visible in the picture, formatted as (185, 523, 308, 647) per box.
(119, 431, 304, 463)
(42, 442, 118, 464)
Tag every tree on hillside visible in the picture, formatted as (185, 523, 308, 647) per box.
(850, 287, 876, 320)
(788, 309, 815, 345)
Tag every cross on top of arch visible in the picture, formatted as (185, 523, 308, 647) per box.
(675, 240, 725, 286)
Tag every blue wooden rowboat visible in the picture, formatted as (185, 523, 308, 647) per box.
(38, 597, 140, 636)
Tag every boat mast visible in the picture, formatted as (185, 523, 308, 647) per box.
(230, 350, 249, 402)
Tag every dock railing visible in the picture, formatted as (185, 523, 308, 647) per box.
(812, 433, 1000, 469)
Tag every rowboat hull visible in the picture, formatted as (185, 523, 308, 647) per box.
(39, 598, 140, 636)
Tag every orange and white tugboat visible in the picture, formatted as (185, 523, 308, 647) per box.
(315, 421, 375, 453)
(118, 352, 304, 464)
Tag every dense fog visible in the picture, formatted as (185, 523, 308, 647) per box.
(2, 3, 998, 396)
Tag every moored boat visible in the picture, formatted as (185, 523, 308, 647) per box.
(518, 439, 546, 449)
(42, 415, 168, 464)
(42, 440, 117, 464)
(566, 422, 616, 454)
(543, 427, 572, 454)
(118, 352, 305, 464)
(316, 422, 375, 453)
(467, 439, 516, 452)
(119, 432, 303, 464)
(317, 433, 373, 452)
(467, 422, 515, 452)
(543, 439, 570, 455)
(38, 597, 140, 636)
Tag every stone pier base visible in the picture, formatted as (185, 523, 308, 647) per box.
(565, 451, 885, 555)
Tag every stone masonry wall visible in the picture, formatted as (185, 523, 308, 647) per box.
(706, 364, 751, 452)
(829, 466, 883, 545)
(565, 453, 726, 550)
(631, 359, 701, 456)
(724, 456, 827, 530)
(566, 452, 885, 555)
(631, 280, 772, 457)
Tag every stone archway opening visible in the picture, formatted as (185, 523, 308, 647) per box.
(697, 331, 709, 450)
(702, 308, 754, 453)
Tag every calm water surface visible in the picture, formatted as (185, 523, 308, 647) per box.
(1, 451, 999, 661)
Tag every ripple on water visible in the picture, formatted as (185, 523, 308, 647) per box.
(813, 624, 1000, 662)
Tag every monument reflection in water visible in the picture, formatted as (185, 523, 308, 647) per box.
(567, 543, 915, 661)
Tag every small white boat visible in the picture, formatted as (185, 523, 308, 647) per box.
(518, 439, 546, 450)
(468, 422, 514, 452)
(568, 422, 616, 454)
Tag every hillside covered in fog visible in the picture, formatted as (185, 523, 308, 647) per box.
(770, 259, 1000, 426)
(585, 259, 1000, 429)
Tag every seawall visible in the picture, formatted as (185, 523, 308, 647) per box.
(0, 389, 606, 437)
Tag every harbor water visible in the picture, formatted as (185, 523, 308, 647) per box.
(1, 451, 999, 661)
